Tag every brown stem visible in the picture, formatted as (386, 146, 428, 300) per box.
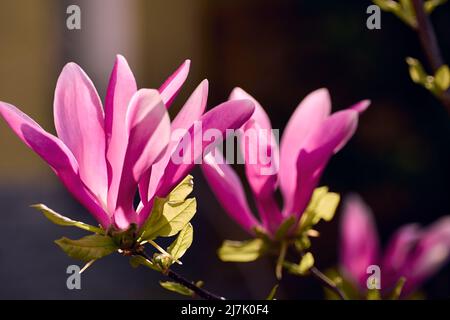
(139, 252, 225, 300)
(411, 0, 450, 112)
(308, 266, 348, 300)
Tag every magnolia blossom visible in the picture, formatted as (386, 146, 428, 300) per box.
(340, 195, 450, 297)
(201, 88, 369, 235)
(0, 55, 254, 231)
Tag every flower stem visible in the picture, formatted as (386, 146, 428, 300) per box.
(139, 251, 225, 300)
(308, 265, 348, 300)
(411, 0, 450, 112)
(294, 249, 347, 300)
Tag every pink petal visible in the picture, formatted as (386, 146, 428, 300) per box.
(0, 102, 111, 228)
(54, 63, 108, 206)
(104, 55, 138, 204)
(110, 90, 170, 229)
(289, 109, 359, 216)
(340, 194, 380, 289)
(240, 121, 282, 232)
(139, 80, 209, 203)
(201, 151, 261, 233)
(159, 60, 191, 108)
(400, 217, 450, 295)
(229, 87, 273, 131)
(279, 89, 331, 215)
(156, 99, 255, 198)
(138, 99, 255, 225)
(381, 224, 422, 292)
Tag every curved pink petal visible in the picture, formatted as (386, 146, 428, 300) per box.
(289, 109, 359, 217)
(111, 90, 170, 229)
(400, 217, 450, 295)
(201, 151, 261, 233)
(229, 88, 282, 233)
(139, 80, 209, 203)
(240, 121, 282, 232)
(0, 102, 111, 228)
(54, 63, 108, 206)
(229, 87, 273, 131)
(381, 224, 422, 292)
(340, 194, 380, 289)
(104, 55, 138, 203)
(138, 99, 255, 225)
(157, 99, 255, 198)
(159, 60, 191, 108)
(279, 89, 331, 215)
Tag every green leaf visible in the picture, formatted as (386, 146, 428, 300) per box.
(160, 281, 194, 297)
(217, 238, 266, 262)
(32, 204, 104, 234)
(140, 198, 196, 241)
(167, 223, 194, 260)
(129, 255, 161, 271)
(55, 235, 118, 262)
(406, 57, 428, 84)
(266, 284, 279, 300)
(424, 0, 448, 14)
(299, 187, 340, 233)
(284, 252, 315, 276)
(367, 289, 381, 300)
(274, 216, 296, 240)
(435, 65, 450, 91)
(167, 175, 194, 203)
(373, 0, 401, 12)
(388, 277, 406, 300)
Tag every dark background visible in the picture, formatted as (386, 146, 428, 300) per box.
(0, 0, 449, 299)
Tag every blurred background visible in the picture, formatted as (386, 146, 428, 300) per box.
(0, 0, 449, 299)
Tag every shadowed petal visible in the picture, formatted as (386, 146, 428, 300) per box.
(201, 151, 261, 233)
(139, 80, 209, 203)
(289, 110, 359, 217)
(0, 102, 110, 228)
(110, 90, 170, 229)
(138, 99, 255, 225)
(399, 217, 450, 296)
(54, 62, 108, 206)
(340, 194, 380, 289)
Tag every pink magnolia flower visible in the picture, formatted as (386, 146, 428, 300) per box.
(340, 194, 450, 297)
(201, 88, 369, 236)
(0, 55, 255, 231)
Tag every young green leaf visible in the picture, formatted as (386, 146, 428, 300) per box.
(218, 238, 266, 262)
(140, 198, 197, 241)
(167, 175, 194, 204)
(366, 289, 381, 300)
(284, 252, 315, 276)
(406, 57, 428, 84)
(274, 217, 296, 240)
(129, 255, 161, 271)
(299, 187, 340, 233)
(435, 65, 450, 91)
(32, 204, 104, 234)
(160, 281, 194, 297)
(424, 0, 448, 14)
(167, 223, 194, 261)
(55, 235, 118, 262)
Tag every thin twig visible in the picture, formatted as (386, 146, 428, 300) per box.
(411, 0, 450, 112)
(309, 266, 348, 300)
(294, 249, 347, 300)
(139, 251, 225, 300)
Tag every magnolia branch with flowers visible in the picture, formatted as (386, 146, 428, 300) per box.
(1, 4, 450, 298)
